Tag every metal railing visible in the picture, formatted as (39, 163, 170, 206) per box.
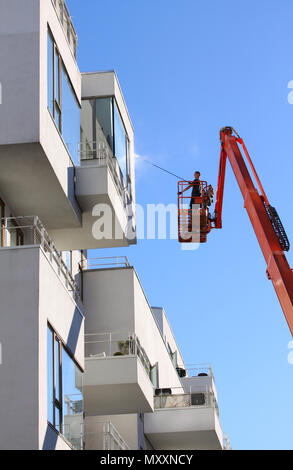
(154, 385, 218, 413)
(80, 256, 130, 271)
(176, 363, 214, 379)
(85, 331, 151, 377)
(83, 421, 130, 450)
(51, 0, 78, 58)
(223, 433, 232, 450)
(0, 216, 80, 302)
(78, 140, 131, 208)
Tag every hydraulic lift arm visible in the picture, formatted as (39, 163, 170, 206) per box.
(214, 127, 293, 336)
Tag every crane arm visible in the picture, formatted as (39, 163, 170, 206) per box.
(214, 127, 293, 336)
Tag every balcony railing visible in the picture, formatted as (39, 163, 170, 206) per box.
(80, 256, 130, 271)
(51, 0, 78, 59)
(154, 385, 219, 414)
(78, 140, 131, 208)
(63, 393, 83, 450)
(223, 433, 232, 450)
(83, 421, 130, 450)
(175, 363, 214, 379)
(0, 216, 80, 302)
(85, 331, 151, 377)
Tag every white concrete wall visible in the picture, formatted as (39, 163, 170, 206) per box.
(83, 267, 135, 335)
(133, 274, 183, 391)
(0, 245, 84, 449)
(83, 267, 183, 391)
(0, 0, 40, 144)
(0, 0, 81, 232)
(152, 307, 186, 370)
(38, 246, 84, 449)
(0, 246, 40, 449)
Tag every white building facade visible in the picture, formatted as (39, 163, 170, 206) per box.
(0, 0, 228, 450)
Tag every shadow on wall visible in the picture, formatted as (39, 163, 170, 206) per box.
(42, 424, 58, 450)
(66, 306, 83, 356)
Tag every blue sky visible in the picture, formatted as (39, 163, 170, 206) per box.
(69, 0, 293, 449)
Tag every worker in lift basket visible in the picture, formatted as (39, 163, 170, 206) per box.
(179, 171, 202, 210)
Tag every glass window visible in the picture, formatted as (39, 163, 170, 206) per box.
(61, 65, 80, 165)
(62, 348, 83, 450)
(150, 363, 159, 388)
(54, 338, 61, 403)
(65, 251, 72, 274)
(55, 51, 61, 106)
(47, 327, 54, 426)
(114, 102, 127, 180)
(95, 98, 114, 150)
(47, 324, 83, 449)
(47, 29, 80, 165)
(47, 32, 54, 116)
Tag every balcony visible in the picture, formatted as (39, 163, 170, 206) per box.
(83, 332, 154, 415)
(83, 421, 130, 450)
(144, 384, 223, 450)
(180, 364, 219, 403)
(49, 139, 136, 250)
(0, 216, 80, 302)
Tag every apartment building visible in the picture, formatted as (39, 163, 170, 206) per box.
(0, 0, 229, 450)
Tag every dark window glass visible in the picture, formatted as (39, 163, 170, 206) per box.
(150, 363, 159, 388)
(95, 98, 114, 150)
(47, 32, 54, 115)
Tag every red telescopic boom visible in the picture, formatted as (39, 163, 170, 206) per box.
(214, 127, 293, 336)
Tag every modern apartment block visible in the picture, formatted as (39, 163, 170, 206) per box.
(0, 0, 229, 450)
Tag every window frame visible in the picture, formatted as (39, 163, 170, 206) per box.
(47, 27, 80, 138)
(47, 323, 83, 437)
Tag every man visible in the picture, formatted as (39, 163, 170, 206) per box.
(179, 171, 202, 210)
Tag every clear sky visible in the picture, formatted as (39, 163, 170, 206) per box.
(69, 0, 293, 450)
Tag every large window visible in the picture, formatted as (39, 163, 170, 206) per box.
(80, 97, 131, 193)
(47, 325, 83, 449)
(47, 29, 80, 165)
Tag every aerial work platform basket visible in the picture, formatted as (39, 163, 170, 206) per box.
(177, 180, 213, 243)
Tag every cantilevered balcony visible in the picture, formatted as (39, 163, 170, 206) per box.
(49, 138, 136, 250)
(49, 70, 137, 250)
(144, 370, 224, 450)
(0, 216, 80, 302)
(83, 332, 154, 415)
